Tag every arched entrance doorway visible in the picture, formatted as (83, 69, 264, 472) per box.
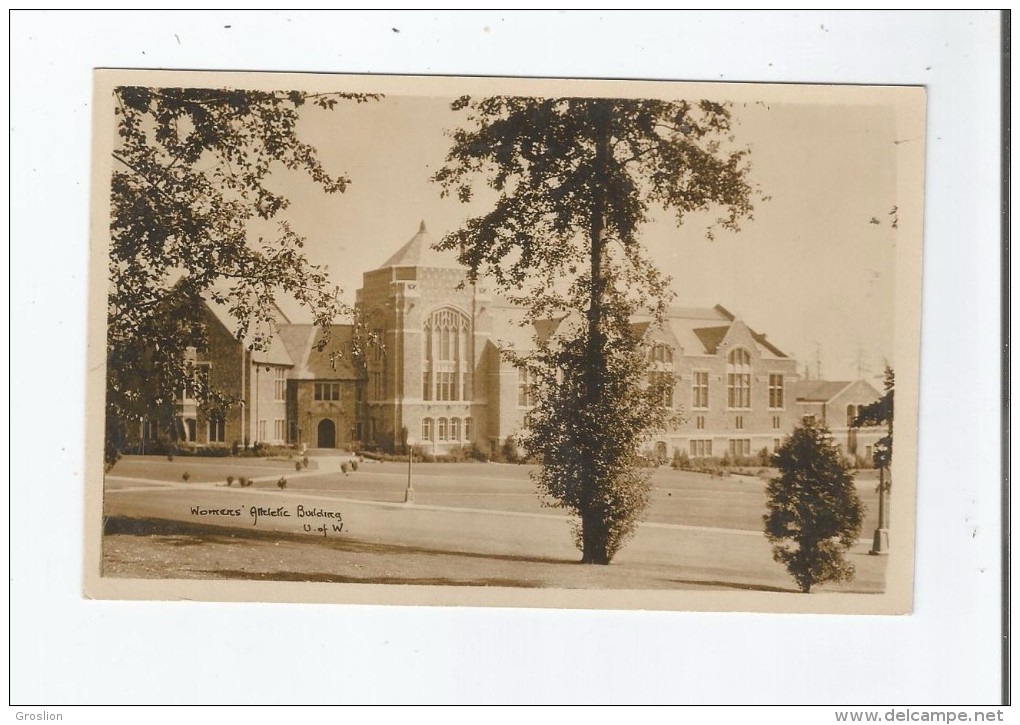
(317, 419, 336, 448)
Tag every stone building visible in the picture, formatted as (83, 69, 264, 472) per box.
(125, 221, 884, 460)
(635, 304, 802, 462)
(791, 379, 885, 462)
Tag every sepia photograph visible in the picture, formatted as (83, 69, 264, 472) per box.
(85, 69, 924, 613)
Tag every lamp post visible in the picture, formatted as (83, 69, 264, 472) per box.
(870, 465, 890, 555)
(404, 436, 415, 504)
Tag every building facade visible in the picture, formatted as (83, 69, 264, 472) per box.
(791, 379, 885, 463)
(124, 222, 883, 460)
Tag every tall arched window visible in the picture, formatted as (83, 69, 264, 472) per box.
(437, 417, 448, 441)
(727, 348, 751, 408)
(423, 308, 472, 402)
(450, 417, 461, 441)
(464, 417, 472, 442)
(422, 417, 433, 441)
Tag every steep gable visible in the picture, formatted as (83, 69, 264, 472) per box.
(279, 324, 360, 379)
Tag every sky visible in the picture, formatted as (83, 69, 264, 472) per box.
(263, 89, 903, 383)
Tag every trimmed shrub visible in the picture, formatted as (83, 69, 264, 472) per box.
(672, 449, 691, 470)
(764, 419, 864, 593)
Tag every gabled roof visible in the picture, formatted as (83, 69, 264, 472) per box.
(203, 297, 295, 367)
(277, 325, 319, 376)
(653, 304, 789, 359)
(792, 380, 854, 403)
(629, 321, 652, 341)
(750, 331, 786, 358)
(534, 316, 569, 345)
(378, 220, 464, 270)
(278, 324, 359, 380)
(692, 326, 730, 355)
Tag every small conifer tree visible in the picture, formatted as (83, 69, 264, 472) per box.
(763, 418, 864, 593)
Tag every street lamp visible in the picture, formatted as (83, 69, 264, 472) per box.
(870, 465, 890, 555)
(404, 436, 415, 504)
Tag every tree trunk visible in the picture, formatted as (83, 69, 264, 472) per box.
(580, 512, 610, 564)
(579, 103, 612, 565)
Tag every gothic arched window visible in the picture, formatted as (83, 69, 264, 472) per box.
(423, 308, 472, 402)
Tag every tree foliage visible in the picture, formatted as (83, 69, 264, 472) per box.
(520, 323, 676, 563)
(854, 365, 894, 471)
(435, 95, 757, 563)
(106, 86, 375, 466)
(764, 419, 865, 593)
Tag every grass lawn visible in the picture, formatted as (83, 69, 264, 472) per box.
(101, 455, 891, 594)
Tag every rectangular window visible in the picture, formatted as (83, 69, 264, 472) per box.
(436, 372, 455, 401)
(735, 415, 744, 430)
(464, 417, 472, 441)
(422, 372, 431, 401)
(727, 373, 751, 408)
(195, 364, 210, 399)
(769, 374, 785, 409)
(728, 439, 751, 458)
(696, 415, 705, 430)
(258, 420, 267, 442)
(772, 415, 781, 430)
(184, 365, 208, 401)
(651, 344, 673, 364)
(208, 416, 225, 443)
(370, 372, 383, 400)
(185, 418, 197, 442)
(274, 368, 286, 401)
(462, 372, 472, 401)
(650, 371, 673, 408)
(518, 367, 535, 407)
(314, 383, 341, 401)
(692, 372, 709, 409)
(274, 419, 285, 441)
(773, 438, 782, 451)
(689, 439, 713, 457)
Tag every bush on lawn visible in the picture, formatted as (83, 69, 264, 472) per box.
(764, 418, 864, 593)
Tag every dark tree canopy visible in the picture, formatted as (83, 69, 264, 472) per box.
(436, 95, 757, 563)
(106, 86, 375, 466)
(854, 365, 895, 470)
(764, 419, 865, 593)
(434, 95, 756, 318)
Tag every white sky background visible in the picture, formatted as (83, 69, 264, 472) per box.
(267, 92, 899, 382)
